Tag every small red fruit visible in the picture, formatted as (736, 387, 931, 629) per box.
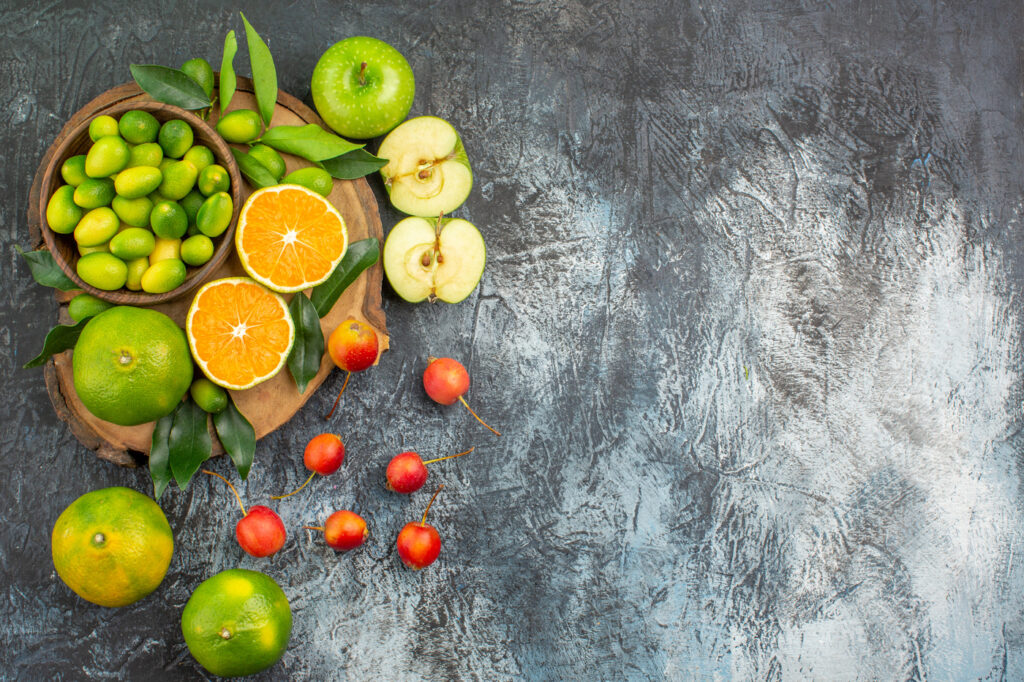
(203, 470, 286, 558)
(305, 433, 345, 475)
(386, 447, 475, 494)
(423, 357, 500, 435)
(396, 484, 445, 570)
(236, 505, 287, 558)
(325, 318, 380, 419)
(320, 510, 368, 551)
(273, 433, 346, 501)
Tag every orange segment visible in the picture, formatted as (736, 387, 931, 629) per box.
(186, 277, 296, 390)
(236, 184, 348, 293)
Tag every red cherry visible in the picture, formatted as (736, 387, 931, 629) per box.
(423, 357, 469, 405)
(325, 318, 380, 419)
(321, 510, 368, 551)
(423, 357, 500, 435)
(203, 470, 286, 559)
(304, 433, 345, 475)
(385, 447, 475, 494)
(236, 505, 287, 558)
(396, 484, 445, 570)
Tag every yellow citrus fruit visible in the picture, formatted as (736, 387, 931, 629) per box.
(182, 568, 292, 678)
(73, 307, 193, 425)
(235, 184, 347, 293)
(51, 487, 173, 608)
(186, 277, 295, 390)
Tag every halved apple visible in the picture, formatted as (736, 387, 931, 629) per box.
(383, 216, 486, 303)
(378, 116, 472, 217)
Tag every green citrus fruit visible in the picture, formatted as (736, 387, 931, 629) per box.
(197, 164, 230, 196)
(215, 109, 262, 144)
(159, 160, 199, 200)
(86, 136, 131, 178)
(118, 110, 160, 144)
(141, 259, 187, 294)
(46, 185, 83, 234)
(180, 234, 214, 266)
(68, 293, 113, 323)
(115, 166, 163, 199)
(182, 569, 292, 678)
(158, 120, 194, 159)
(248, 144, 286, 180)
(72, 306, 192, 425)
(112, 195, 154, 228)
(181, 58, 215, 98)
(109, 227, 156, 260)
(61, 155, 89, 186)
(183, 145, 215, 174)
(125, 257, 149, 291)
(150, 200, 188, 239)
(190, 377, 228, 413)
(88, 115, 119, 142)
(51, 486, 173, 608)
(282, 168, 332, 197)
(73, 178, 116, 209)
(128, 142, 164, 168)
(196, 192, 233, 237)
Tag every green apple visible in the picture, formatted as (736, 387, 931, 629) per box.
(383, 216, 486, 303)
(311, 36, 415, 140)
(378, 116, 472, 217)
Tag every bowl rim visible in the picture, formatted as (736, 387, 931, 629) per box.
(39, 99, 243, 306)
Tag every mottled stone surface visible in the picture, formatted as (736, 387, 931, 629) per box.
(2, 1, 1023, 679)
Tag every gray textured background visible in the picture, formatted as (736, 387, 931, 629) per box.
(3, 0, 1024, 679)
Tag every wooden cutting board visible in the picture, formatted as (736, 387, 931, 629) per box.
(27, 78, 387, 467)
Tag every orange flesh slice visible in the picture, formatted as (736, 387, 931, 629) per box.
(187, 277, 295, 390)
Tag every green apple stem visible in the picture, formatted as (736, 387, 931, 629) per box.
(271, 471, 317, 500)
(458, 396, 501, 436)
(202, 469, 247, 516)
(422, 447, 475, 465)
(421, 484, 445, 525)
(358, 61, 367, 86)
(324, 371, 352, 420)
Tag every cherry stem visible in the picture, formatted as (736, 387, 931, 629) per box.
(457, 396, 501, 436)
(422, 447, 475, 466)
(358, 61, 367, 86)
(202, 469, 246, 516)
(421, 484, 445, 525)
(271, 471, 317, 500)
(324, 371, 351, 420)
(302, 525, 325, 532)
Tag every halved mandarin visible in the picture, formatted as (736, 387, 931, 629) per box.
(186, 277, 295, 390)
(235, 184, 348, 293)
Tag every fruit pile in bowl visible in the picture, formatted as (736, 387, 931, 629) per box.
(40, 100, 242, 305)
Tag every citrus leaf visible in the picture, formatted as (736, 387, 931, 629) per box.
(220, 30, 238, 115)
(129, 64, 211, 110)
(286, 292, 324, 394)
(320, 148, 389, 180)
(259, 124, 363, 161)
(240, 13, 277, 126)
(17, 246, 78, 290)
(22, 319, 88, 369)
(213, 396, 255, 480)
(169, 398, 212, 489)
(150, 412, 174, 500)
(309, 238, 380, 317)
(231, 148, 277, 189)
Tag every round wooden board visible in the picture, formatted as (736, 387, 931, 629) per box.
(28, 79, 388, 467)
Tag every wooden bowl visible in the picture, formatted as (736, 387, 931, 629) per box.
(38, 100, 243, 305)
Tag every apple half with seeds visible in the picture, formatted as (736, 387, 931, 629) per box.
(378, 116, 472, 217)
(383, 216, 485, 303)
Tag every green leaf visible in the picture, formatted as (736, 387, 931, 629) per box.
(309, 238, 380, 317)
(220, 30, 238, 115)
(150, 412, 174, 500)
(320, 148, 389, 180)
(231, 148, 278, 189)
(213, 396, 256, 480)
(129, 64, 211, 110)
(259, 124, 362, 162)
(23, 319, 89, 369)
(286, 292, 325, 394)
(17, 246, 78, 291)
(240, 13, 277, 126)
(169, 398, 212, 489)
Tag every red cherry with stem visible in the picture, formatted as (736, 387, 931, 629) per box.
(304, 510, 368, 551)
(396, 484, 445, 569)
(325, 318, 380, 419)
(272, 433, 345, 501)
(423, 357, 500, 436)
(386, 447, 475, 494)
(203, 469, 286, 558)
